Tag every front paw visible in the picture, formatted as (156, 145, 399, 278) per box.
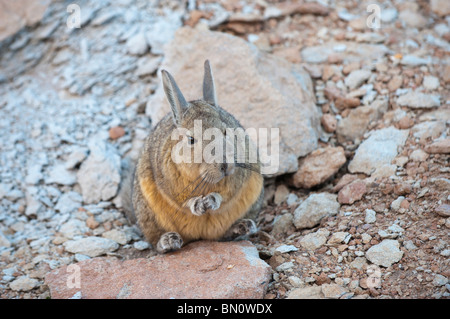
(203, 192, 222, 211)
(185, 193, 222, 216)
(156, 232, 183, 254)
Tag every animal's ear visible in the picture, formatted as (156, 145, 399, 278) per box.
(203, 60, 217, 106)
(161, 69, 188, 126)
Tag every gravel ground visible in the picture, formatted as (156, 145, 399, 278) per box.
(0, 0, 449, 299)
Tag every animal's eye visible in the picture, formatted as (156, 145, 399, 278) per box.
(188, 136, 196, 145)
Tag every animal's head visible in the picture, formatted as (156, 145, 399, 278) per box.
(161, 60, 242, 184)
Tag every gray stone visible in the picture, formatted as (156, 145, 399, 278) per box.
(321, 283, 348, 299)
(432, 274, 448, 287)
(301, 41, 388, 64)
(365, 239, 403, 267)
(397, 91, 440, 108)
(401, 55, 431, 66)
(54, 191, 82, 214)
(133, 241, 150, 250)
(422, 76, 440, 91)
(77, 138, 121, 204)
(299, 229, 330, 250)
(63, 236, 119, 257)
(293, 193, 340, 230)
(274, 244, 298, 254)
(59, 219, 89, 239)
(126, 32, 148, 56)
(288, 285, 323, 299)
(9, 276, 39, 292)
(327, 231, 351, 245)
(348, 127, 409, 175)
(364, 209, 376, 224)
(345, 69, 372, 90)
(25, 164, 43, 185)
(145, 11, 183, 55)
(0, 230, 11, 247)
(146, 27, 320, 176)
(102, 229, 130, 245)
(46, 164, 77, 186)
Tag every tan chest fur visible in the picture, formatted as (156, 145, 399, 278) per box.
(139, 171, 263, 243)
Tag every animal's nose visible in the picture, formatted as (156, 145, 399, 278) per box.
(221, 162, 235, 176)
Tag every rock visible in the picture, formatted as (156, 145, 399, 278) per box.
(9, 275, 39, 292)
(381, 8, 398, 23)
(411, 121, 446, 144)
(344, 69, 372, 90)
(338, 180, 367, 204)
(54, 191, 82, 215)
(133, 241, 150, 250)
(327, 232, 350, 245)
(275, 244, 298, 254)
(91, 10, 118, 26)
(301, 42, 389, 64)
(321, 114, 337, 133)
(321, 283, 348, 299)
(136, 56, 161, 77)
(145, 11, 183, 55)
(290, 147, 346, 189)
(336, 98, 388, 143)
(146, 27, 320, 176)
(399, 10, 427, 29)
(335, 96, 360, 110)
(425, 139, 450, 154)
(387, 75, 403, 92)
(332, 174, 359, 193)
(409, 149, 429, 162)
(397, 91, 440, 108)
(364, 209, 376, 224)
(435, 204, 450, 217)
(63, 237, 119, 257)
(272, 213, 295, 237)
(365, 239, 403, 267)
(401, 55, 431, 66)
(288, 285, 323, 299)
(299, 229, 330, 251)
(390, 196, 405, 212)
(423, 76, 440, 91)
(0, 0, 51, 41)
(109, 126, 125, 140)
(77, 138, 121, 204)
(432, 274, 448, 287)
(46, 241, 271, 299)
(59, 219, 89, 239)
(126, 33, 148, 56)
(65, 148, 88, 170)
(430, 0, 450, 17)
(0, 230, 11, 247)
(25, 164, 43, 185)
(286, 193, 299, 206)
(46, 164, 77, 186)
(293, 193, 340, 230)
(273, 185, 290, 205)
(102, 229, 130, 245)
(348, 127, 409, 175)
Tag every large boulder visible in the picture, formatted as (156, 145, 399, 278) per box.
(146, 26, 320, 176)
(0, 0, 51, 41)
(45, 240, 271, 299)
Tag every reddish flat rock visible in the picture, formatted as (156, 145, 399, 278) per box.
(45, 240, 271, 299)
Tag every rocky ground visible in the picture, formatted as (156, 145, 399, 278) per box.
(0, 0, 449, 299)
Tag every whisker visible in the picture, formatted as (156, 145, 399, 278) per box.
(173, 171, 207, 200)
